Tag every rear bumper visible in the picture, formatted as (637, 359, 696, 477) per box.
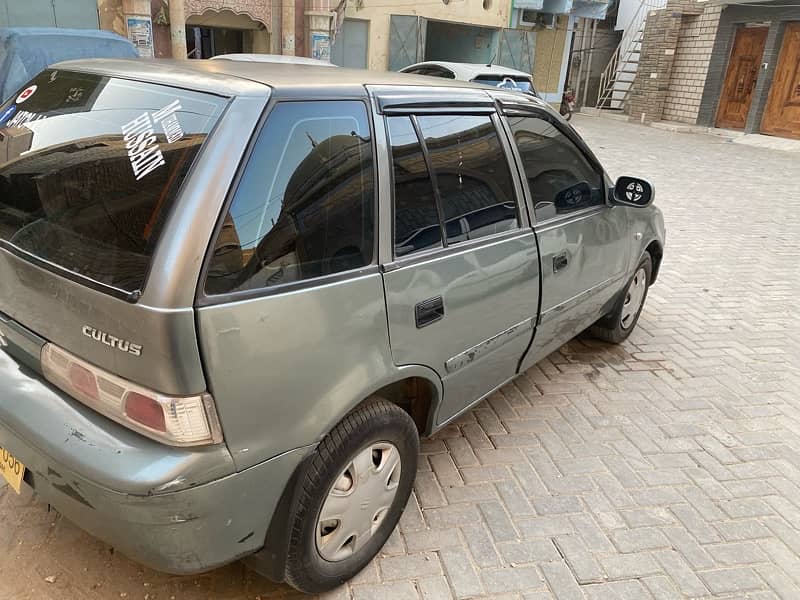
(1, 420, 308, 573)
(0, 349, 309, 574)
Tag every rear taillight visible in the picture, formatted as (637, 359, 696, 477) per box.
(41, 343, 223, 447)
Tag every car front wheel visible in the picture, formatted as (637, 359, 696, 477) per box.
(590, 253, 652, 344)
(283, 398, 419, 593)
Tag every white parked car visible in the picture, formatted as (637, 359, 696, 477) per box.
(400, 61, 538, 97)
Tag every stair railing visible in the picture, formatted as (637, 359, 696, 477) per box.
(595, 0, 665, 108)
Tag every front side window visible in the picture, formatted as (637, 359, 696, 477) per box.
(0, 69, 226, 294)
(205, 101, 375, 295)
(416, 115, 519, 245)
(508, 115, 604, 222)
(387, 116, 442, 257)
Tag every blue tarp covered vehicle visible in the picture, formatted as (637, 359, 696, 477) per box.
(0, 28, 137, 102)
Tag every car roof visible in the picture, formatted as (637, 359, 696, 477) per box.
(50, 58, 493, 98)
(401, 61, 533, 80)
(210, 53, 337, 67)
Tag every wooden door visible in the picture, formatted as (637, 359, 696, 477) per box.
(762, 23, 800, 139)
(717, 27, 769, 129)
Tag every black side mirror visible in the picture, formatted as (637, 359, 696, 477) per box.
(613, 176, 654, 207)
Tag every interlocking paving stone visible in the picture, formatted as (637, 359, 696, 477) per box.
(351, 581, 419, 600)
(6, 116, 800, 599)
(699, 567, 765, 595)
(539, 562, 583, 600)
(378, 552, 441, 581)
(599, 552, 662, 581)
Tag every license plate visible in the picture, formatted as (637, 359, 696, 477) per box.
(0, 447, 25, 494)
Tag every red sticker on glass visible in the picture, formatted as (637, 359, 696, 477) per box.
(16, 85, 38, 104)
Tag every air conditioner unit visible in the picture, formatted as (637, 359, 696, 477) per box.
(538, 12, 557, 28)
(518, 9, 538, 26)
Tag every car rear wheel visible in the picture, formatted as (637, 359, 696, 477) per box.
(283, 398, 419, 593)
(590, 253, 652, 344)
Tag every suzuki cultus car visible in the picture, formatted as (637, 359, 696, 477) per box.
(0, 59, 664, 593)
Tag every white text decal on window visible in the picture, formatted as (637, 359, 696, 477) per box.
(121, 100, 184, 181)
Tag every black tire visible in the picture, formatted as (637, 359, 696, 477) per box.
(283, 399, 419, 593)
(590, 253, 652, 344)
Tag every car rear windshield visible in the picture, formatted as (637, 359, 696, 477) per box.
(471, 75, 534, 94)
(0, 69, 226, 297)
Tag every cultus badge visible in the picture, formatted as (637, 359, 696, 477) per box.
(82, 326, 142, 357)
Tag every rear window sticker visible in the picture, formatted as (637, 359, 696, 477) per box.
(0, 105, 16, 126)
(122, 112, 166, 181)
(120, 100, 185, 181)
(152, 99, 184, 143)
(16, 85, 38, 104)
(7, 110, 46, 128)
(65, 87, 85, 104)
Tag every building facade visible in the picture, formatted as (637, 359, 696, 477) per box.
(3, 0, 615, 108)
(628, 0, 800, 140)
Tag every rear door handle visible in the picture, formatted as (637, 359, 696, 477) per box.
(553, 252, 569, 273)
(415, 296, 444, 328)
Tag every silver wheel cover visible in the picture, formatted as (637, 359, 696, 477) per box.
(620, 267, 647, 330)
(316, 442, 402, 562)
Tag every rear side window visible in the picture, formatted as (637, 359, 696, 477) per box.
(416, 115, 519, 246)
(508, 115, 604, 221)
(205, 100, 375, 295)
(0, 69, 225, 295)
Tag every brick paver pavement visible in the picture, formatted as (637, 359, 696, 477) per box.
(3, 115, 800, 599)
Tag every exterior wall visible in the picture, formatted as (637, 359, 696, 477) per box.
(295, 0, 305, 61)
(627, 0, 710, 124)
(151, 0, 171, 58)
(185, 0, 272, 27)
(662, 2, 722, 123)
(697, 2, 800, 131)
(98, 0, 127, 35)
(629, 0, 800, 135)
(532, 17, 571, 96)
(0, 0, 100, 28)
(627, 3, 684, 123)
(343, 0, 511, 71)
(615, 0, 668, 31)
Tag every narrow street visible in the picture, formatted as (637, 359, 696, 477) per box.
(2, 115, 800, 599)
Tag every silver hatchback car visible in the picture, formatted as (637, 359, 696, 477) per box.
(0, 59, 664, 593)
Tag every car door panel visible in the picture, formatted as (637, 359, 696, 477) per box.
(377, 106, 540, 427)
(499, 109, 629, 372)
(537, 207, 628, 317)
(383, 232, 540, 424)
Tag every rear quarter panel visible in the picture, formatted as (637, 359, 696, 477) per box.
(0, 95, 267, 396)
(196, 274, 435, 470)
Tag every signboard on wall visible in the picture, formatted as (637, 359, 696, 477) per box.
(126, 16, 154, 58)
(311, 31, 331, 62)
